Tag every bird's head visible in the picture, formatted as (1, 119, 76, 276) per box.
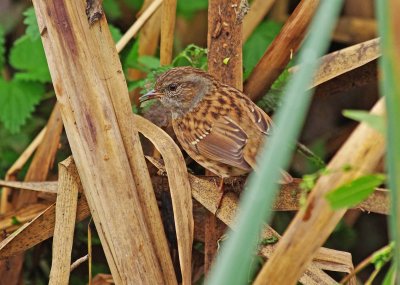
(139, 67, 216, 118)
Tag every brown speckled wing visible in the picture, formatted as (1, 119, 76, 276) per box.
(186, 116, 252, 171)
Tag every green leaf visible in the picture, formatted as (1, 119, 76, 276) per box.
(103, 0, 122, 20)
(343, 109, 386, 134)
(0, 25, 5, 70)
(177, 0, 208, 19)
(0, 78, 44, 133)
(23, 7, 40, 41)
(9, 35, 51, 83)
(109, 24, 122, 43)
(243, 21, 282, 80)
(123, 0, 144, 10)
(172, 44, 207, 69)
(326, 174, 386, 210)
(124, 39, 140, 69)
(138, 56, 160, 69)
(382, 263, 396, 285)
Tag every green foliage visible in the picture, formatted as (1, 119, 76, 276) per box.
(109, 24, 122, 43)
(123, 0, 144, 10)
(9, 35, 51, 83)
(0, 78, 44, 133)
(23, 7, 40, 41)
(326, 174, 386, 210)
(343, 109, 386, 134)
(243, 21, 282, 80)
(382, 262, 396, 285)
(103, 0, 122, 20)
(0, 26, 5, 70)
(177, 0, 208, 19)
(172, 44, 207, 69)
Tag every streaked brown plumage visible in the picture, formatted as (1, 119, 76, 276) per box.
(140, 66, 292, 183)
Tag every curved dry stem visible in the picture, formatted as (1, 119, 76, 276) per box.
(134, 115, 194, 285)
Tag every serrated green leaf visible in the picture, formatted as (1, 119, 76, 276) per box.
(0, 25, 5, 70)
(343, 110, 386, 134)
(243, 21, 282, 80)
(103, 0, 122, 20)
(23, 7, 40, 41)
(109, 24, 122, 43)
(326, 174, 386, 210)
(9, 35, 51, 83)
(0, 78, 44, 133)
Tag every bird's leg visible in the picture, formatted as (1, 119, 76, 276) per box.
(215, 177, 225, 215)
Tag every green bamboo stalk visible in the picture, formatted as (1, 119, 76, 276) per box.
(206, 1, 344, 284)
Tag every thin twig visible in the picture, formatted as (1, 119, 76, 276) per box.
(70, 254, 89, 272)
(116, 0, 164, 53)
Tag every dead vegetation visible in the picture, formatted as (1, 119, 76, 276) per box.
(0, 0, 393, 284)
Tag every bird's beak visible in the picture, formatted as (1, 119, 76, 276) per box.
(139, 90, 163, 105)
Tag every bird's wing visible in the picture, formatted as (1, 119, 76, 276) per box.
(186, 116, 252, 171)
(240, 94, 273, 135)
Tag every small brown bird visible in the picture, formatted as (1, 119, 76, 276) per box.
(140, 66, 292, 185)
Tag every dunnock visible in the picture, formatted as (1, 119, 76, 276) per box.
(140, 66, 293, 186)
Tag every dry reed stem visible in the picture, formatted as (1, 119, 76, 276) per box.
(49, 158, 79, 285)
(32, 1, 170, 283)
(135, 115, 193, 285)
(0, 127, 47, 213)
(207, 0, 243, 90)
(244, 0, 319, 101)
(0, 103, 63, 285)
(146, 158, 349, 284)
(268, 0, 289, 22)
(160, 0, 177, 65)
(290, 38, 380, 89)
(333, 17, 377, 44)
(0, 194, 90, 259)
(0, 181, 58, 194)
(243, 0, 276, 41)
(254, 98, 386, 285)
(115, 0, 164, 52)
(70, 254, 89, 272)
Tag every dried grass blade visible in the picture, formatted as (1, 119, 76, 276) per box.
(135, 115, 193, 285)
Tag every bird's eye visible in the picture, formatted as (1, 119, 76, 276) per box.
(168, 83, 178, 92)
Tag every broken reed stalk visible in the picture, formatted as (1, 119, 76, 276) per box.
(31, 1, 174, 284)
(160, 0, 177, 65)
(290, 38, 380, 89)
(49, 157, 79, 285)
(244, 0, 320, 101)
(254, 98, 386, 284)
